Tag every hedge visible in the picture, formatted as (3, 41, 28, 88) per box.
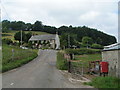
(65, 48, 101, 55)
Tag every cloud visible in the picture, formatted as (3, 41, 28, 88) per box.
(79, 11, 100, 22)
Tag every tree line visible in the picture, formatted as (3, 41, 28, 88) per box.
(2, 20, 117, 47)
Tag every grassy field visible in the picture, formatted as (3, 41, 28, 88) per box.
(74, 54, 102, 67)
(2, 30, 49, 41)
(84, 76, 120, 88)
(2, 44, 38, 72)
(56, 50, 102, 70)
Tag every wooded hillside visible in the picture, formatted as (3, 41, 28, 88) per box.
(2, 20, 117, 47)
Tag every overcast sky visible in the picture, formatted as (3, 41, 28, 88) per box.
(1, 0, 119, 41)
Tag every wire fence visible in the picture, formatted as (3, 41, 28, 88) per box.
(64, 53, 89, 76)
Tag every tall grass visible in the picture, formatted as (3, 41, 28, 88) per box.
(2, 44, 38, 72)
(85, 76, 120, 88)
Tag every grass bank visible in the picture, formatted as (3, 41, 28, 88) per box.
(56, 52, 67, 70)
(2, 44, 38, 72)
(84, 76, 120, 88)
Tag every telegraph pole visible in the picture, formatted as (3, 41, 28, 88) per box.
(21, 30, 22, 46)
(68, 34, 70, 48)
(81, 62, 84, 76)
(87, 41, 88, 49)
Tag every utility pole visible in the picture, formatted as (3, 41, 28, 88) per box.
(81, 62, 84, 76)
(68, 34, 71, 73)
(68, 34, 70, 48)
(21, 30, 22, 47)
(87, 41, 88, 49)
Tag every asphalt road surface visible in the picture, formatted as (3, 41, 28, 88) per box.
(2, 50, 93, 88)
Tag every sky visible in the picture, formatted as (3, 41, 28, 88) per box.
(1, 0, 119, 41)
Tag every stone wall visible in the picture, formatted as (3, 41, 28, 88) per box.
(102, 50, 120, 78)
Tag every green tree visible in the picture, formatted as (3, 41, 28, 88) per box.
(33, 21, 43, 31)
(14, 31, 26, 43)
(60, 33, 68, 49)
(82, 36, 93, 48)
(10, 21, 26, 30)
(25, 32, 32, 42)
(2, 27, 8, 33)
(26, 23, 32, 31)
(60, 33, 77, 49)
(17, 21, 26, 30)
(2, 20, 11, 32)
(91, 43, 103, 49)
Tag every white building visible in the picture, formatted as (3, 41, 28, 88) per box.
(102, 43, 120, 78)
(29, 34, 60, 49)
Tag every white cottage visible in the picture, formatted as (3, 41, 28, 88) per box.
(29, 34, 60, 49)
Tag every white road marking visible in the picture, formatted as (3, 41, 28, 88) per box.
(10, 83, 14, 85)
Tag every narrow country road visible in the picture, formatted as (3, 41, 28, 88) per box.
(2, 50, 93, 88)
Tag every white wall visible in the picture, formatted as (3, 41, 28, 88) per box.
(102, 50, 120, 78)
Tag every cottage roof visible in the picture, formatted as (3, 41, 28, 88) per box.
(29, 34, 56, 41)
(103, 42, 120, 50)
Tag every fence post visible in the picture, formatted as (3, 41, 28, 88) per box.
(67, 54, 71, 73)
(68, 60, 71, 73)
(12, 49, 14, 61)
(72, 54, 74, 60)
(81, 62, 84, 76)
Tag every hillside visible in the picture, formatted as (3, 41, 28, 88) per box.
(2, 20, 117, 46)
(2, 30, 49, 41)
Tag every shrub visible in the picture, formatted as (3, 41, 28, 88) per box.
(2, 38, 13, 45)
(91, 43, 103, 49)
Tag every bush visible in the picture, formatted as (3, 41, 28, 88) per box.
(28, 41, 33, 48)
(2, 38, 13, 45)
(91, 43, 103, 49)
(65, 48, 101, 55)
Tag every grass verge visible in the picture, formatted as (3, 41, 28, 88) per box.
(56, 52, 67, 70)
(2, 44, 38, 72)
(84, 76, 120, 88)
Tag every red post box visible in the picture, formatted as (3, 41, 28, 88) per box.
(100, 62, 108, 73)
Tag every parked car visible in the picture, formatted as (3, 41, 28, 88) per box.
(20, 46, 29, 49)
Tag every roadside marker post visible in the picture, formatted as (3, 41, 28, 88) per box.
(12, 49, 14, 61)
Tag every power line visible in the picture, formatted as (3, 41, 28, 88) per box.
(1, 3, 11, 21)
